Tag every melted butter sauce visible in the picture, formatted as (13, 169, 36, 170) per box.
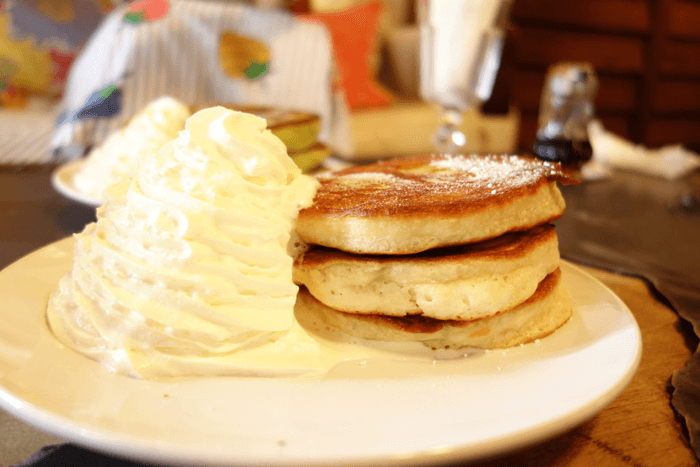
(46, 295, 477, 383)
(117, 299, 475, 382)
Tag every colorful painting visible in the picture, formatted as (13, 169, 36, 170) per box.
(124, 0, 169, 24)
(0, 0, 115, 106)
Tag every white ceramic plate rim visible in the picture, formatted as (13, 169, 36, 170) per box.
(51, 159, 102, 207)
(0, 238, 642, 467)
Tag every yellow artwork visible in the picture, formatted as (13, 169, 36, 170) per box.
(0, 14, 54, 95)
(218, 31, 270, 80)
(91, 0, 118, 12)
(37, 0, 76, 23)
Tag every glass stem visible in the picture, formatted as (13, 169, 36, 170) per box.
(434, 106, 467, 155)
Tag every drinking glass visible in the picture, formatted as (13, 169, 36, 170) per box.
(418, 0, 513, 154)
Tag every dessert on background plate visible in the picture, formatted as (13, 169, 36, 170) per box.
(62, 100, 329, 209)
(71, 96, 191, 203)
(209, 104, 331, 173)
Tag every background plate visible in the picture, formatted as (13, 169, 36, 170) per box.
(51, 160, 102, 207)
(0, 238, 641, 466)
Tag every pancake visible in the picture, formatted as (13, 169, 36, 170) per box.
(295, 268, 573, 350)
(296, 154, 577, 255)
(294, 224, 560, 321)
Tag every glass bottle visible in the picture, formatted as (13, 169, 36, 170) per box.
(532, 62, 598, 172)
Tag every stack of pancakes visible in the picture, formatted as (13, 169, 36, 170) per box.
(293, 154, 578, 349)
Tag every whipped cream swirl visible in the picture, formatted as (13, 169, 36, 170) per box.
(48, 107, 320, 378)
(73, 96, 191, 202)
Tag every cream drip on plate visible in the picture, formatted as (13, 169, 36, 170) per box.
(72, 96, 191, 202)
(48, 107, 370, 379)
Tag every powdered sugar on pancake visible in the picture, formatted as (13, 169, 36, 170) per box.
(303, 154, 575, 218)
(428, 154, 563, 186)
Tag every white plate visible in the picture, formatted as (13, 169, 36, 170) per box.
(0, 238, 641, 467)
(51, 159, 102, 207)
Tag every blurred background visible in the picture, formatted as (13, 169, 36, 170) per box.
(500, 0, 700, 156)
(1, 2, 700, 464)
(247, 0, 700, 157)
(1, 0, 699, 159)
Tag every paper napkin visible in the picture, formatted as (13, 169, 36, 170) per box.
(588, 119, 700, 180)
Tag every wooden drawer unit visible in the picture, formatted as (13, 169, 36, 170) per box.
(506, 0, 700, 154)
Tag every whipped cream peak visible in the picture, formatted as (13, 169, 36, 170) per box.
(49, 107, 322, 378)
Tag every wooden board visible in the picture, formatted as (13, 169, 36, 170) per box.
(646, 119, 700, 148)
(511, 0, 651, 34)
(653, 79, 700, 113)
(468, 265, 697, 467)
(660, 41, 700, 76)
(511, 26, 646, 74)
(669, 0, 700, 40)
(510, 69, 639, 113)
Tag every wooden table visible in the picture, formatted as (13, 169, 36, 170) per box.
(474, 265, 697, 467)
(0, 165, 697, 466)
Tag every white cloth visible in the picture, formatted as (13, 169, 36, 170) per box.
(50, 0, 339, 161)
(0, 101, 60, 164)
(588, 119, 700, 180)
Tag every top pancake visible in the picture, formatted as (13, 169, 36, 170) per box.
(296, 154, 577, 254)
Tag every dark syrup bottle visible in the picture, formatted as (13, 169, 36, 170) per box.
(532, 138, 593, 170)
(532, 62, 598, 177)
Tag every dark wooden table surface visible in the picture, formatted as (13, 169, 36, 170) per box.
(0, 165, 95, 270)
(0, 164, 698, 466)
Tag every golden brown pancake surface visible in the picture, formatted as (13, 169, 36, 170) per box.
(301, 154, 576, 218)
